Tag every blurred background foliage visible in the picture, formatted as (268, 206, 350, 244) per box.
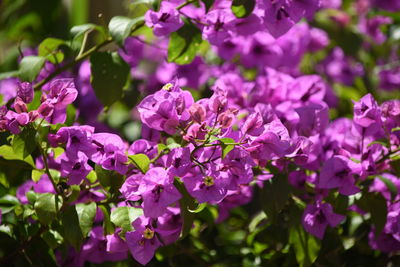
(0, 1, 400, 266)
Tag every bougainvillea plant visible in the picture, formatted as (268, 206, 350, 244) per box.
(0, 0, 399, 266)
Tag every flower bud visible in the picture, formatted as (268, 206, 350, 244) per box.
(189, 103, 206, 124)
(14, 97, 28, 113)
(16, 113, 29, 125)
(17, 82, 33, 103)
(209, 88, 227, 114)
(29, 110, 39, 122)
(38, 102, 54, 117)
(217, 110, 235, 129)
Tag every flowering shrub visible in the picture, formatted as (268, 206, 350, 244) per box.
(0, 0, 399, 266)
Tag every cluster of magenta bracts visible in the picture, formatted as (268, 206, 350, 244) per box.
(0, 80, 77, 134)
(8, 69, 400, 265)
(0, 0, 399, 265)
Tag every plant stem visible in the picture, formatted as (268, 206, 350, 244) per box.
(176, 0, 197, 10)
(33, 21, 145, 91)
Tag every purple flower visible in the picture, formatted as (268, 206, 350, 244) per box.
(318, 47, 364, 86)
(41, 79, 78, 124)
(286, 136, 314, 165)
(91, 133, 128, 174)
(165, 147, 192, 177)
(16, 175, 56, 204)
(302, 202, 345, 239)
(320, 0, 342, 9)
(368, 202, 400, 253)
(379, 67, 400, 91)
(288, 75, 330, 103)
(0, 78, 18, 103)
(16, 180, 35, 204)
(288, 170, 309, 188)
(128, 139, 158, 159)
(274, 23, 311, 73)
(369, 0, 400, 11)
(106, 230, 129, 254)
(217, 185, 253, 223)
(247, 119, 291, 163)
(156, 207, 182, 244)
(318, 155, 360, 195)
(119, 37, 144, 67)
(208, 87, 228, 114)
(189, 103, 207, 124)
(242, 112, 264, 136)
(221, 148, 255, 186)
(123, 167, 181, 218)
(241, 32, 282, 68)
(101, 151, 128, 175)
(137, 81, 194, 134)
(120, 174, 142, 202)
(80, 226, 128, 264)
(5, 110, 29, 134)
(202, 9, 235, 45)
(60, 152, 92, 185)
(295, 102, 329, 137)
(307, 27, 329, 52)
(230, 14, 263, 36)
(16, 82, 33, 103)
(52, 125, 96, 159)
(214, 37, 242, 60)
(359, 15, 392, 44)
(263, 0, 320, 38)
(145, 1, 184, 36)
(353, 93, 381, 128)
(183, 165, 230, 204)
(126, 216, 162, 265)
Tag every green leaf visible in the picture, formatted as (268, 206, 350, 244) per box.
(392, 127, 400, 133)
(377, 175, 398, 201)
(70, 23, 97, 38)
(61, 205, 84, 250)
(19, 56, 46, 82)
(0, 195, 19, 205)
(367, 138, 389, 148)
(260, 174, 292, 222)
(76, 202, 97, 237)
(38, 38, 65, 64)
(188, 203, 207, 213)
(99, 205, 115, 235)
(0, 70, 20, 80)
(110, 206, 143, 232)
(12, 127, 37, 159)
(32, 169, 44, 182)
(219, 137, 235, 159)
(128, 154, 150, 174)
(70, 0, 89, 26)
(0, 145, 35, 167)
(86, 170, 97, 183)
(390, 158, 400, 176)
(289, 225, 321, 267)
(90, 51, 130, 107)
(65, 185, 80, 204)
(94, 165, 124, 193)
(34, 193, 60, 225)
(231, 0, 255, 18)
(108, 16, 144, 46)
(26, 191, 37, 204)
(168, 21, 202, 65)
(41, 230, 63, 249)
(157, 144, 168, 155)
(201, 0, 214, 12)
(174, 178, 196, 239)
(356, 192, 387, 237)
